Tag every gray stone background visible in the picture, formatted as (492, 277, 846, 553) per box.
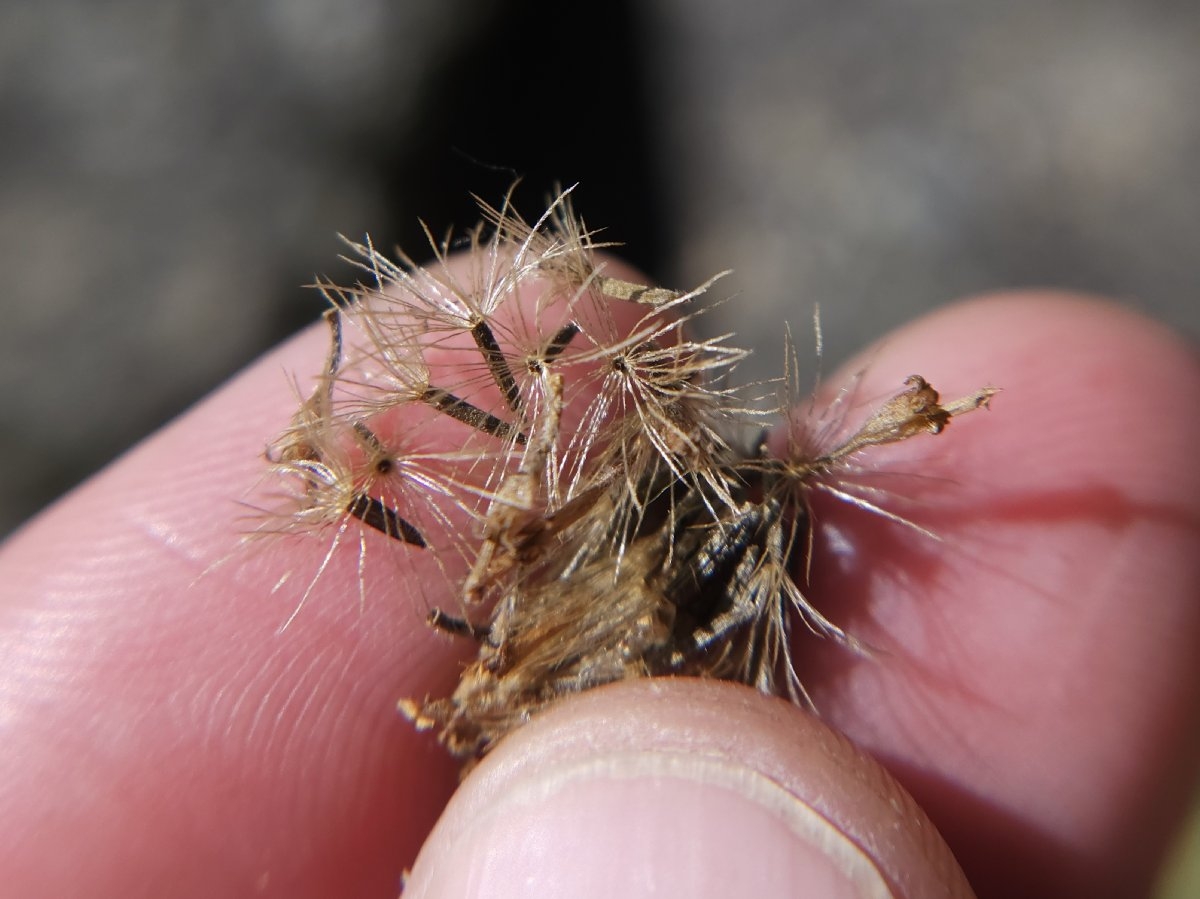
(3, 1, 1197, 534)
(1, 1, 1198, 891)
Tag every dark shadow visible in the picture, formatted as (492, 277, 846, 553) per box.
(368, 0, 666, 284)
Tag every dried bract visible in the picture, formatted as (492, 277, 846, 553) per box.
(260, 186, 996, 764)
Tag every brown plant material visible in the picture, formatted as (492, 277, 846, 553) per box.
(258, 185, 997, 765)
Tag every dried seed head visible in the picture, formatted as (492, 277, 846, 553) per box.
(256, 187, 997, 766)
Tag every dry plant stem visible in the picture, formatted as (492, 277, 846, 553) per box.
(263, 186, 996, 765)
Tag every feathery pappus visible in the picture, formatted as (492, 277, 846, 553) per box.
(259, 186, 996, 766)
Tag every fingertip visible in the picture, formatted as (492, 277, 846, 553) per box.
(404, 679, 973, 899)
(802, 290, 1200, 896)
(827, 290, 1199, 472)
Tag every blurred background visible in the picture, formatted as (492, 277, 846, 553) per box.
(1, 1, 1197, 890)
(4, 1, 1199, 535)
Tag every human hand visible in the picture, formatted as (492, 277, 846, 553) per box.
(1, 265, 1197, 897)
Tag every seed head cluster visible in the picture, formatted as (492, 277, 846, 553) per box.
(260, 186, 996, 764)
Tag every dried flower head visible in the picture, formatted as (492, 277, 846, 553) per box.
(258, 185, 996, 766)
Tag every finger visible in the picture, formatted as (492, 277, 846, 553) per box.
(0, 319, 452, 898)
(404, 679, 975, 899)
(793, 292, 1200, 897)
(0, 254, 652, 898)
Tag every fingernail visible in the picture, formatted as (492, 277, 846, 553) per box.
(405, 751, 893, 899)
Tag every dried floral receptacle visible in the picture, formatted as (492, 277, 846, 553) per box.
(260, 187, 995, 766)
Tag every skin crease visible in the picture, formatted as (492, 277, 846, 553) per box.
(0, 252, 1197, 898)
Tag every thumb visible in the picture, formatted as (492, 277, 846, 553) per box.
(403, 680, 973, 898)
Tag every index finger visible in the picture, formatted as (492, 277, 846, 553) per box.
(796, 292, 1200, 897)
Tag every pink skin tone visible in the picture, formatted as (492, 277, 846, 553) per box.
(0, 255, 1197, 898)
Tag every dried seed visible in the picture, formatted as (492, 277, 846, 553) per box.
(258, 187, 996, 767)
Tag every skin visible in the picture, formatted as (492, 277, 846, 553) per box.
(0, 261, 1197, 897)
